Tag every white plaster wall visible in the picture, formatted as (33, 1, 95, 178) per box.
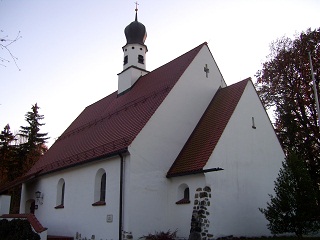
(167, 175, 206, 239)
(118, 67, 148, 94)
(124, 45, 225, 238)
(123, 43, 147, 70)
(38, 230, 47, 240)
(119, 42, 148, 94)
(21, 155, 122, 240)
(0, 195, 11, 214)
(20, 183, 27, 212)
(203, 81, 284, 237)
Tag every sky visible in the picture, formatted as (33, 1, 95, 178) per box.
(1, 0, 319, 147)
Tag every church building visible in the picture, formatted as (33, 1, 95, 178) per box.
(0, 8, 284, 240)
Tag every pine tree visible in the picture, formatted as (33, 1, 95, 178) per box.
(260, 152, 320, 237)
(0, 105, 49, 213)
(19, 103, 49, 151)
(19, 103, 49, 172)
(0, 124, 17, 184)
(3, 104, 50, 213)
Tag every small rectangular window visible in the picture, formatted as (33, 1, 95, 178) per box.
(138, 55, 144, 64)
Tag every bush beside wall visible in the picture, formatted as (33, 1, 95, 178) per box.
(0, 218, 40, 240)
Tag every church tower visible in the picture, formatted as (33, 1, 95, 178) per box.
(118, 6, 148, 94)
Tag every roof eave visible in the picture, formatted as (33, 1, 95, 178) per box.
(166, 167, 224, 178)
(0, 148, 129, 193)
(36, 148, 129, 178)
(0, 171, 41, 194)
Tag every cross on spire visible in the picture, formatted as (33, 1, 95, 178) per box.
(204, 64, 210, 78)
(134, 1, 139, 21)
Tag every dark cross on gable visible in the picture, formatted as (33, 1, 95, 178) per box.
(135, 1, 139, 11)
(204, 64, 210, 78)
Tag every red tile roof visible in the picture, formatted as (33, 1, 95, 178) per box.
(27, 43, 207, 176)
(1, 213, 47, 233)
(166, 78, 250, 177)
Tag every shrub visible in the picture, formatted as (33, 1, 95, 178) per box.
(140, 229, 177, 240)
(260, 152, 320, 237)
(0, 219, 40, 240)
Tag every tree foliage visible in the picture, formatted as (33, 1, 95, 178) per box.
(0, 124, 17, 184)
(260, 152, 320, 237)
(19, 103, 49, 172)
(140, 230, 177, 240)
(0, 219, 40, 240)
(255, 28, 320, 186)
(0, 103, 49, 213)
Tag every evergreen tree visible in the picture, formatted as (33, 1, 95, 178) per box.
(19, 103, 49, 152)
(19, 103, 49, 172)
(4, 104, 49, 213)
(0, 104, 49, 213)
(0, 124, 17, 183)
(260, 152, 320, 237)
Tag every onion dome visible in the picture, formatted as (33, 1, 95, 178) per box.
(124, 11, 147, 45)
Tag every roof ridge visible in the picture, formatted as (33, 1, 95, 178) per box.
(150, 42, 207, 73)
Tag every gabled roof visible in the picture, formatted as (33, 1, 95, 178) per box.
(27, 43, 207, 176)
(166, 78, 250, 178)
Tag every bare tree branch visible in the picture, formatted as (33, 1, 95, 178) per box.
(0, 30, 22, 70)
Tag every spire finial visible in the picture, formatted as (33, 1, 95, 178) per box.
(134, 1, 139, 21)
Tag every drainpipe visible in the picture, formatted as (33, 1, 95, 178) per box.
(119, 153, 124, 240)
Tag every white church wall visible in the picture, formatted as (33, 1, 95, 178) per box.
(0, 195, 11, 214)
(20, 179, 46, 214)
(118, 66, 148, 94)
(21, 155, 122, 240)
(203, 81, 284, 237)
(122, 43, 147, 70)
(167, 174, 206, 239)
(124, 45, 225, 238)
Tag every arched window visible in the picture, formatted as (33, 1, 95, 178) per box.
(176, 183, 190, 205)
(55, 178, 65, 209)
(93, 169, 107, 206)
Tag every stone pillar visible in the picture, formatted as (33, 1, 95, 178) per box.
(0, 195, 11, 215)
(189, 186, 213, 240)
